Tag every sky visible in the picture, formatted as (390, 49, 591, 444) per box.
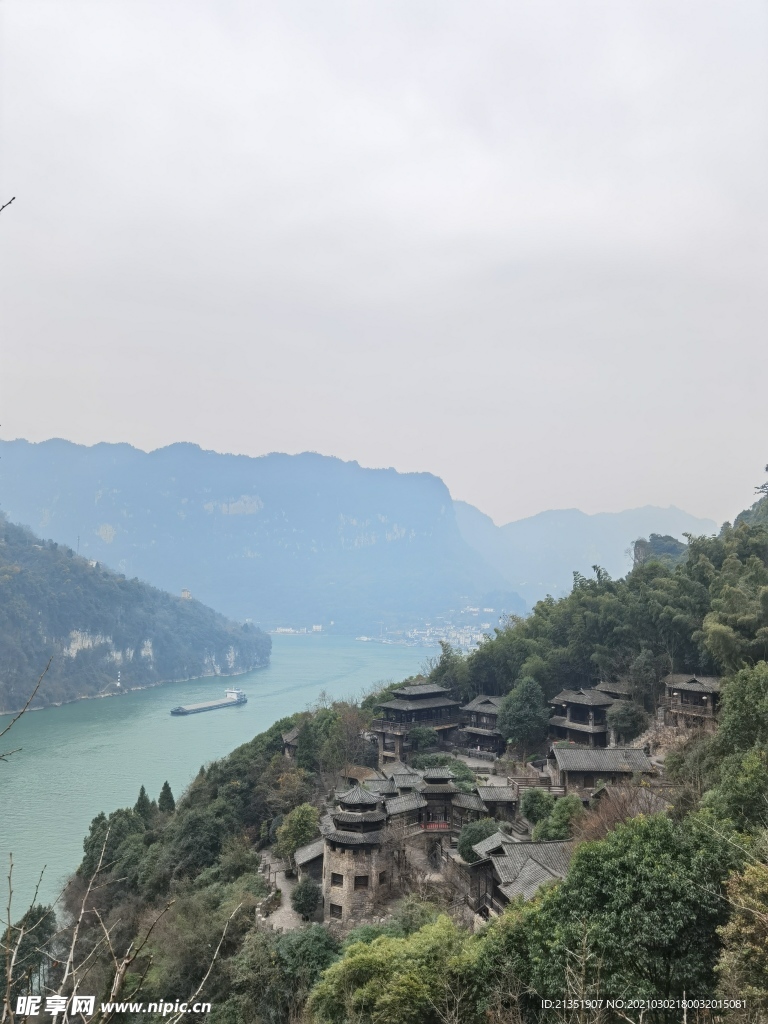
(1, 0, 767, 526)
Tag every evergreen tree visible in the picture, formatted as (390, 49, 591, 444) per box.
(158, 780, 175, 813)
(496, 676, 550, 759)
(134, 784, 152, 823)
(291, 877, 322, 919)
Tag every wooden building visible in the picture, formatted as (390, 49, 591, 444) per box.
(370, 683, 460, 765)
(459, 694, 506, 755)
(546, 746, 654, 792)
(660, 674, 721, 729)
(548, 688, 615, 747)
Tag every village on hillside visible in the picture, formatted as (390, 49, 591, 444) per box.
(259, 673, 720, 931)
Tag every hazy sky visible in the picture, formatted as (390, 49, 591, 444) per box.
(1, 1, 766, 525)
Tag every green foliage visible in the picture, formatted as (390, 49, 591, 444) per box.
(80, 807, 145, 878)
(217, 925, 340, 1024)
(134, 784, 152, 823)
(718, 662, 768, 753)
(530, 794, 584, 841)
(496, 676, 549, 756)
(0, 905, 56, 1002)
(717, 852, 768, 1007)
(274, 803, 320, 863)
(520, 787, 555, 824)
(291, 877, 322, 918)
(158, 780, 175, 813)
(524, 813, 742, 1001)
(308, 915, 468, 1024)
(457, 818, 499, 863)
(0, 516, 271, 711)
(407, 726, 439, 751)
(606, 700, 650, 742)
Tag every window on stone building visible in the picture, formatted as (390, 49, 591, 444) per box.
(329, 904, 342, 919)
(378, 871, 387, 884)
(331, 872, 343, 887)
(354, 875, 369, 889)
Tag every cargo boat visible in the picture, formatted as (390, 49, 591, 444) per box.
(170, 687, 247, 715)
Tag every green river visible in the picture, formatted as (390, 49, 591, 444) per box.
(0, 634, 437, 910)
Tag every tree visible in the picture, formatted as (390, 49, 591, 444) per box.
(158, 780, 175, 813)
(717, 855, 768, 1011)
(134, 784, 152, 822)
(457, 818, 499, 863)
(606, 701, 650, 743)
(526, 813, 742, 1001)
(273, 803, 319, 864)
(296, 720, 320, 773)
(496, 676, 549, 759)
(520, 788, 555, 824)
(408, 726, 438, 751)
(531, 794, 583, 840)
(291, 877, 322, 919)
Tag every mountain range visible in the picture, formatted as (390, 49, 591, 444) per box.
(0, 438, 717, 630)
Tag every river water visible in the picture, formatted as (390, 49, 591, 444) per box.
(0, 634, 437, 910)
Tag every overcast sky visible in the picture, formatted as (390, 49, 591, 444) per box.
(1, 1, 766, 525)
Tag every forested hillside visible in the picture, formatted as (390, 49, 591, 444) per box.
(0, 515, 271, 712)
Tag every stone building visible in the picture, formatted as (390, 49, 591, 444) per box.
(281, 725, 300, 759)
(321, 784, 390, 924)
(370, 683, 460, 765)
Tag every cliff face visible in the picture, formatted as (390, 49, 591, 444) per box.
(0, 440, 524, 630)
(0, 516, 271, 712)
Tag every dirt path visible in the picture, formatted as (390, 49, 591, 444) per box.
(260, 851, 305, 932)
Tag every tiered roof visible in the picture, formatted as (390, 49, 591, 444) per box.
(549, 688, 614, 707)
(663, 674, 721, 693)
(460, 694, 503, 713)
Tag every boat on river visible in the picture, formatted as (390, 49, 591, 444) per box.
(170, 687, 247, 716)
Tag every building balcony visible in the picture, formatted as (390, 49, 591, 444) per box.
(371, 716, 460, 735)
(549, 715, 608, 734)
(658, 698, 715, 719)
(420, 821, 452, 831)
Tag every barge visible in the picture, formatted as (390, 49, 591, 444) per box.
(170, 687, 247, 716)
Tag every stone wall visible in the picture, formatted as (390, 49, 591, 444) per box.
(322, 843, 391, 925)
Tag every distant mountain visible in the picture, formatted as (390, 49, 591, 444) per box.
(454, 501, 717, 606)
(0, 515, 271, 712)
(0, 440, 525, 631)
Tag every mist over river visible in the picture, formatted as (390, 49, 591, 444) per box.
(0, 634, 437, 909)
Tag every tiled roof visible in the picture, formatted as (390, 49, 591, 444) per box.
(365, 778, 398, 795)
(664, 674, 722, 693)
(294, 839, 324, 865)
(332, 810, 387, 825)
(595, 679, 632, 696)
(380, 760, 410, 778)
(281, 725, 300, 744)
(378, 697, 460, 711)
(325, 829, 384, 846)
(552, 747, 653, 773)
(471, 830, 517, 859)
(491, 841, 573, 886)
(476, 786, 517, 803)
(550, 689, 614, 707)
(385, 793, 428, 815)
(392, 683, 451, 697)
(498, 859, 561, 901)
(463, 726, 502, 737)
(422, 767, 456, 780)
(460, 694, 503, 712)
(451, 792, 488, 812)
(343, 766, 383, 783)
(337, 784, 380, 806)
(393, 774, 426, 790)
(422, 783, 459, 795)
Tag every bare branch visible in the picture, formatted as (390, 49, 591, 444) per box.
(0, 198, 14, 215)
(0, 659, 53, 761)
(164, 903, 243, 1024)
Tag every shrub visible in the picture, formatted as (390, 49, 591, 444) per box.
(291, 877, 322, 919)
(457, 818, 499, 863)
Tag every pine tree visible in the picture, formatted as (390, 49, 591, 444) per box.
(158, 780, 175, 814)
(134, 785, 152, 822)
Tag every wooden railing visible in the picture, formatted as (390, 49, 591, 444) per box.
(658, 698, 715, 718)
(371, 716, 460, 734)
